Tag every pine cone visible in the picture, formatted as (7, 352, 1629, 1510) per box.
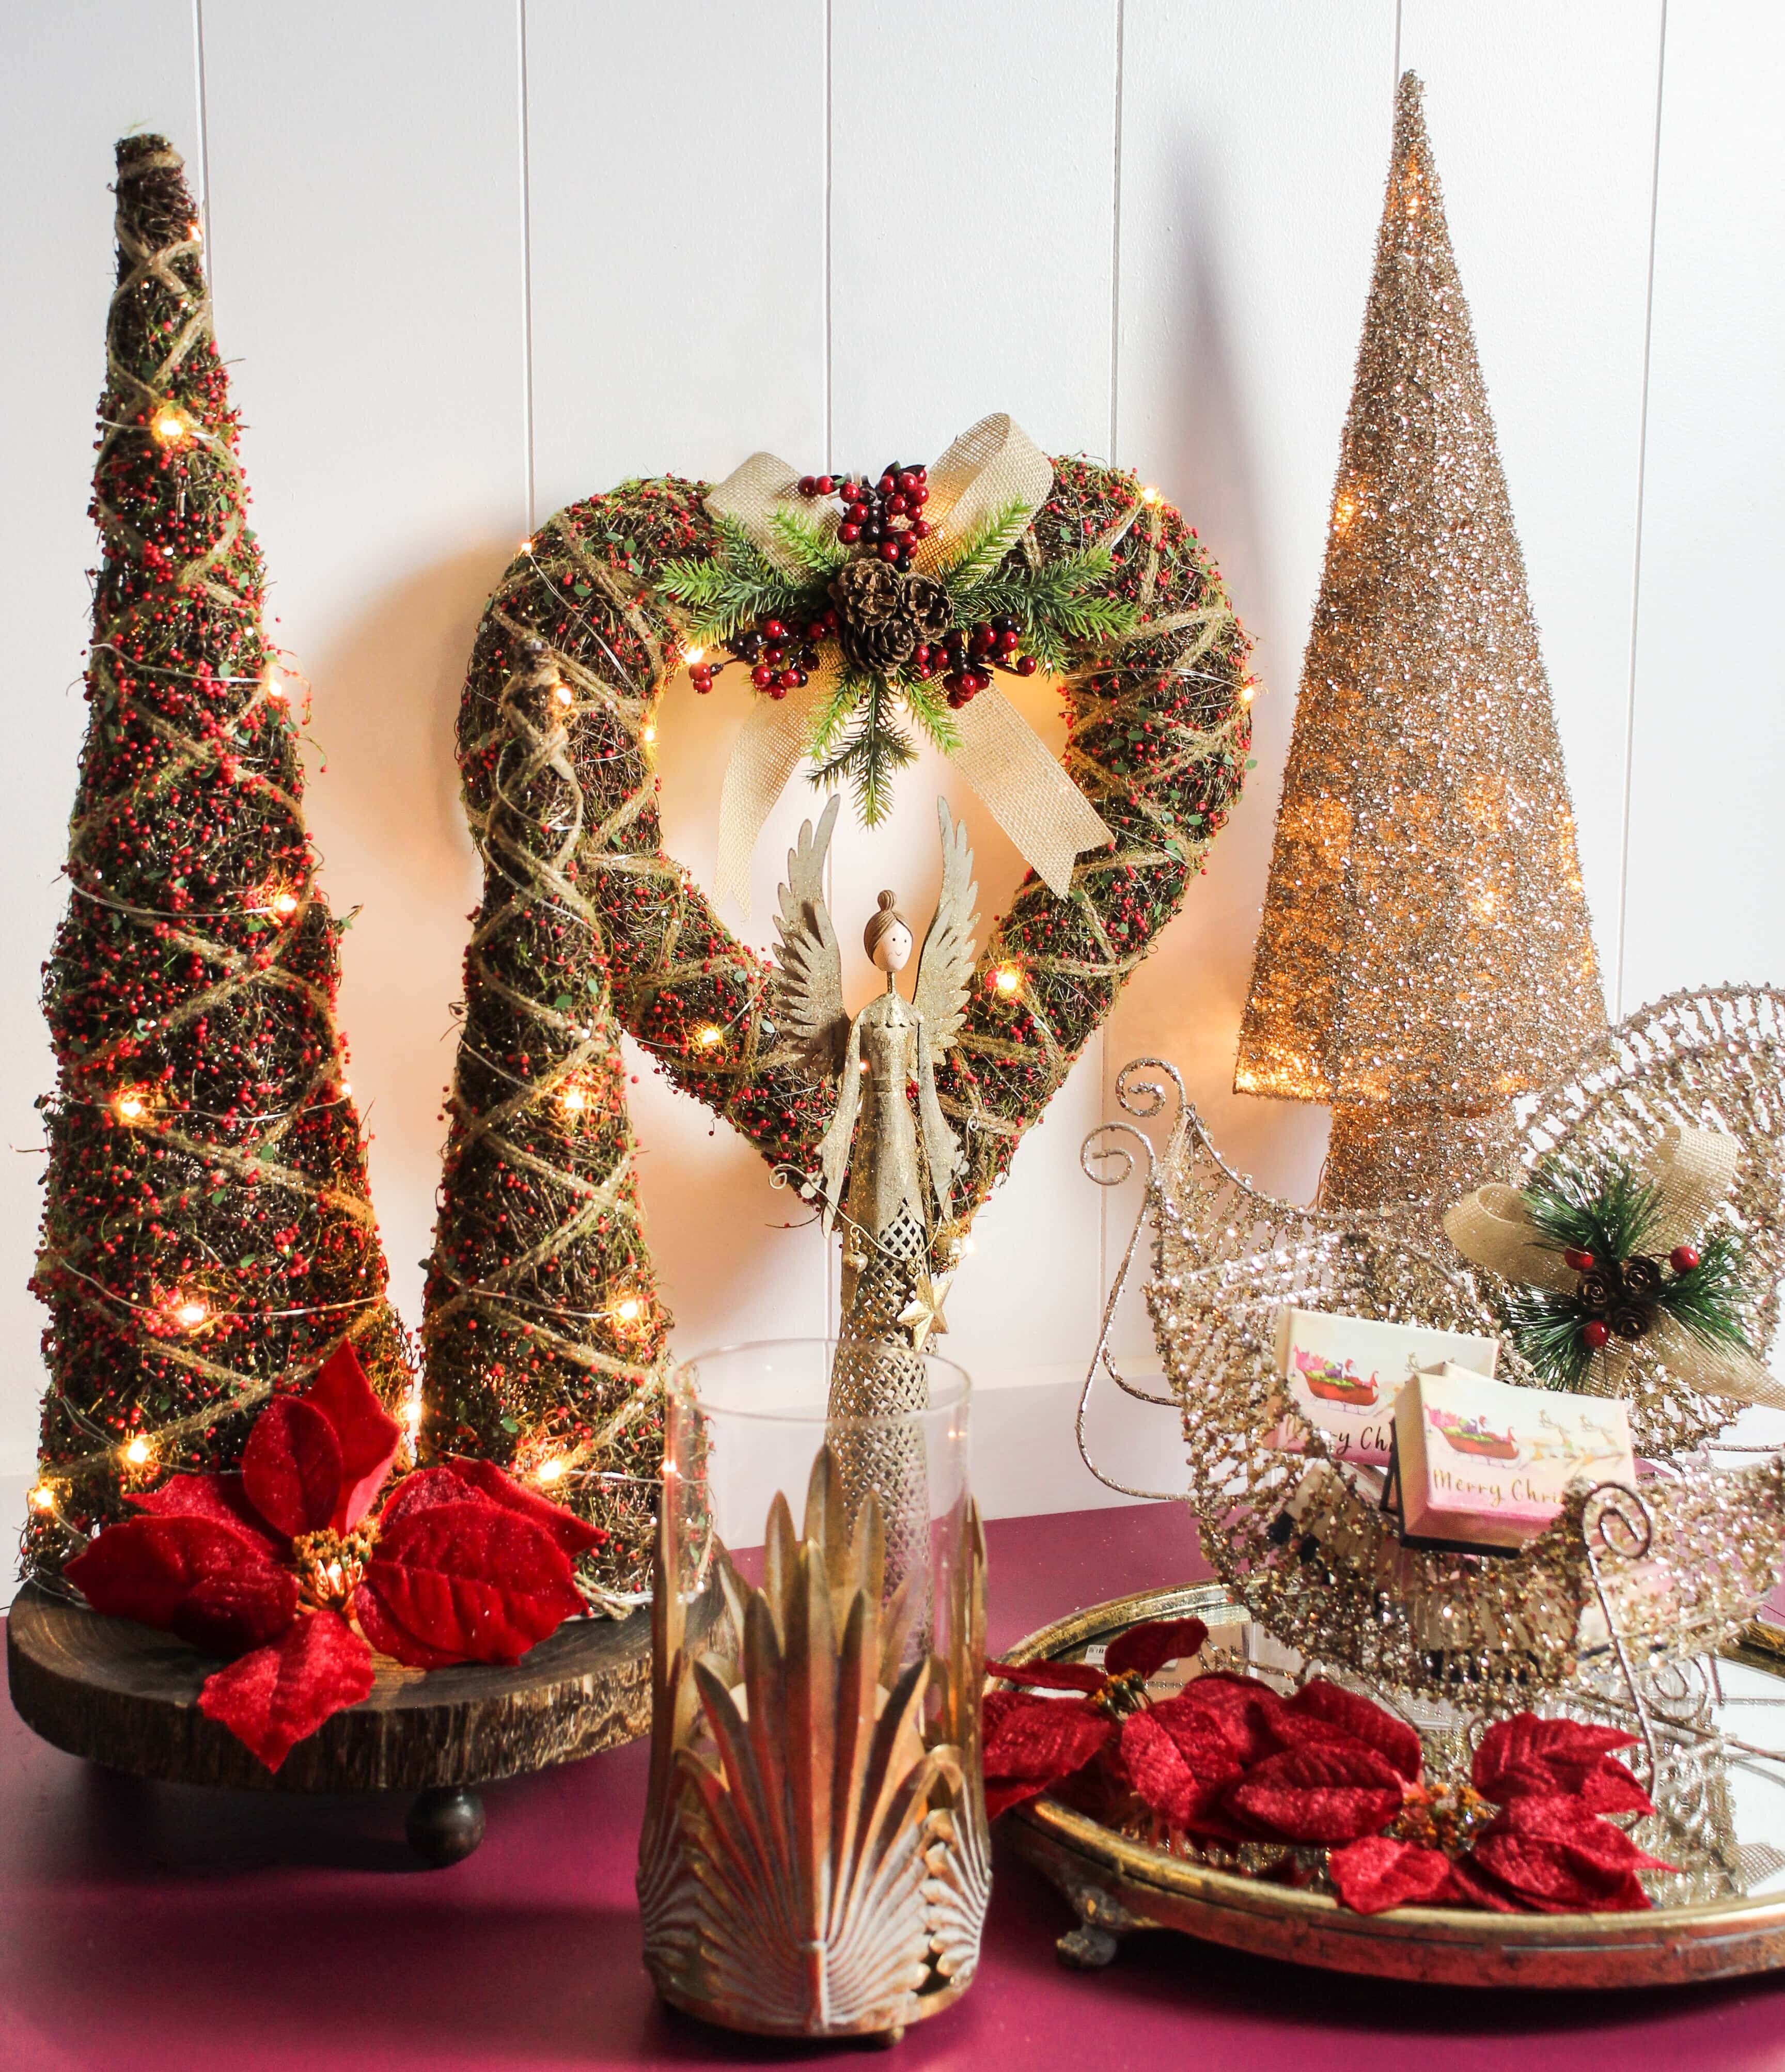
(1577, 1268, 1617, 1316)
(903, 576, 951, 640)
(1620, 1256, 1663, 1304)
(1610, 1305, 1653, 1341)
(831, 558, 922, 672)
(843, 613, 918, 671)
(831, 559, 903, 626)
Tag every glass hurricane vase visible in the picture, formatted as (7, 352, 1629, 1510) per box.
(637, 1338, 986, 2043)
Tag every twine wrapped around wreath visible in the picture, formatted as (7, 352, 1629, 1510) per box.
(424, 454, 1255, 1514)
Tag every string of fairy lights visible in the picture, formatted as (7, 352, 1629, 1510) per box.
(24, 137, 412, 1580)
(29, 138, 1254, 1602)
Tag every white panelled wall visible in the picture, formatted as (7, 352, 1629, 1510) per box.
(2, 2, 1779, 1528)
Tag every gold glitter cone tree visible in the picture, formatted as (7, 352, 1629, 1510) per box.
(26, 137, 411, 1578)
(1234, 73, 1606, 1210)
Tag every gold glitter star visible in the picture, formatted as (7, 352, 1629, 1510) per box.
(897, 1268, 954, 1349)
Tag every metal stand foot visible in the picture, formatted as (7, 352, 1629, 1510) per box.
(405, 1785, 485, 1866)
(1057, 1882, 1133, 1969)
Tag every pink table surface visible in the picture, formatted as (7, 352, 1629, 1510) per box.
(5, 1501, 1785, 2072)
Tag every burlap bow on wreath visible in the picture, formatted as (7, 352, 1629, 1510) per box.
(698, 414, 1116, 912)
(1444, 1125, 1785, 1411)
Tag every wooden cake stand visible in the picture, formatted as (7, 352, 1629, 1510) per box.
(7, 1582, 683, 1865)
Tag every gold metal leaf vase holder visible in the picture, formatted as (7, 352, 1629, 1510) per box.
(639, 1340, 987, 2043)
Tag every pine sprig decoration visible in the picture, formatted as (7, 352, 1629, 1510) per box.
(1504, 1148, 1757, 1392)
(809, 674, 917, 825)
(1522, 1153, 1663, 1268)
(659, 514, 819, 645)
(767, 506, 848, 578)
(661, 472, 1144, 822)
(25, 136, 410, 1580)
(933, 495, 1034, 592)
(1660, 1230, 1751, 1351)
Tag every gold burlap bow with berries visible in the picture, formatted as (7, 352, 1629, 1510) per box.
(706, 413, 1113, 914)
(1444, 1125, 1785, 1410)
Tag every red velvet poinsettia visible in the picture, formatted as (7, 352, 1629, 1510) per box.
(982, 1617, 1212, 1818)
(984, 1626, 1672, 1916)
(65, 1345, 603, 1770)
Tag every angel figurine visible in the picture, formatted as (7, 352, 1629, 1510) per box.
(772, 794, 979, 1589)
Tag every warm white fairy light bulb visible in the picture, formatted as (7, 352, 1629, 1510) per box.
(536, 1456, 568, 1486)
(993, 964, 1021, 996)
(28, 1483, 55, 1514)
(696, 1025, 723, 1048)
(175, 1297, 208, 1330)
(124, 1435, 153, 1466)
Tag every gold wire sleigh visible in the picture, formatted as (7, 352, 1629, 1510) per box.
(1078, 987, 1785, 1710)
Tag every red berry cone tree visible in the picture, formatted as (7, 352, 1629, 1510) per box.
(421, 639, 669, 1607)
(25, 136, 411, 1582)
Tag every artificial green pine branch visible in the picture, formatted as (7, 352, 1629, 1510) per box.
(1658, 1230, 1752, 1350)
(1523, 1153, 1661, 1265)
(809, 677, 914, 824)
(805, 668, 870, 761)
(659, 514, 815, 643)
(936, 496, 1034, 593)
(1503, 1149, 1757, 1391)
(768, 507, 848, 578)
(898, 671, 963, 757)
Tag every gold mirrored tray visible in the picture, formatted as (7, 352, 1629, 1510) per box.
(1001, 1583, 1785, 1988)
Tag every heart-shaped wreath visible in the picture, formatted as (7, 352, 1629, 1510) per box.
(419, 417, 1254, 1581)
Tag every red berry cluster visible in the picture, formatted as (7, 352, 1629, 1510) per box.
(690, 609, 836, 701)
(802, 461, 933, 568)
(935, 614, 1040, 709)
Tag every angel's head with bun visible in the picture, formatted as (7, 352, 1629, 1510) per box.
(864, 891, 914, 976)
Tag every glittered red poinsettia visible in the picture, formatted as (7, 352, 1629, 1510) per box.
(65, 1345, 603, 1770)
(984, 1623, 1672, 1916)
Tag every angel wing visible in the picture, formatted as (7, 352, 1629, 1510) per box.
(913, 797, 979, 1057)
(771, 792, 848, 1077)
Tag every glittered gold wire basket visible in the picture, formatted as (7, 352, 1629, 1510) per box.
(1079, 987, 1785, 1710)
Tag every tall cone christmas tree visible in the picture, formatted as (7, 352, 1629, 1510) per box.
(1234, 73, 1607, 1210)
(421, 638, 668, 1608)
(26, 137, 410, 1580)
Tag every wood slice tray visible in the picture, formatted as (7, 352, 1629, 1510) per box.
(6, 1579, 702, 1860)
(7, 1581, 654, 1792)
(1002, 1583, 1785, 1989)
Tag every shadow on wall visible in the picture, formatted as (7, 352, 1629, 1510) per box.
(298, 545, 833, 1358)
(298, 546, 500, 1327)
(1111, 136, 1330, 1212)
